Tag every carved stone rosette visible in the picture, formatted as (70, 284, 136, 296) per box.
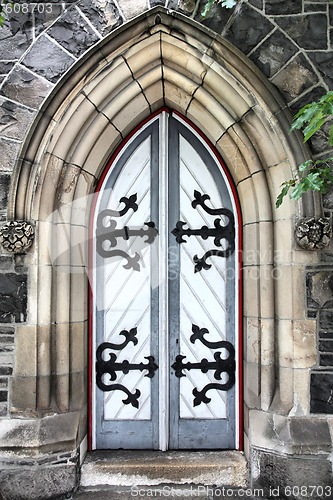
(0, 220, 35, 254)
(295, 217, 332, 250)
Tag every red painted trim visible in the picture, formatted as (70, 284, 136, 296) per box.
(88, 107, 244, 451)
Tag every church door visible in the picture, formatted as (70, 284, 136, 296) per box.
(90, 110, 241, 450)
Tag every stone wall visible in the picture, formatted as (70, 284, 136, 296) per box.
(0, 1, 332, 499)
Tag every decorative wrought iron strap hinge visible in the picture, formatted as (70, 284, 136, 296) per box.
(171, 324, 235, 406)
(96, 327, 158, 408)
(96, 194, 158, 271)
(171, 190, 235, 272)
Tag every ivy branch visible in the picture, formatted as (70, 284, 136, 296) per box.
(276, 91, 333, 208)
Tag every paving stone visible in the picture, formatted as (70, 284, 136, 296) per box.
(265, 0, 302, 15)
(79, 0, 123, 36)
(21, 35, 75, 83)
(250, 29, 298, 78)
(47, 7, 100, 58)
(275, 14, 328, 50)
(0, 65, 53, 109)
(224, 4, 274, 55)
(0, 97, 36, 141)
(71, 485, 245, 499)
(0, 273, 27, 323)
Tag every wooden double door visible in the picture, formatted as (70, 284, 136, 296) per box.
(91, 111, 240, 450)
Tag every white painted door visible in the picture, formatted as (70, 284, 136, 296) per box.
(91, 111, 240, 450)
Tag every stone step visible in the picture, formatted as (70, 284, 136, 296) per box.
(79, 450, 248, 491)
(72, 484, 246, 500)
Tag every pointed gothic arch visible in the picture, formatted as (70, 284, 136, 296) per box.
(8, 7, 316, 463)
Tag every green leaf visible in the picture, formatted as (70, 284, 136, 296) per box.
(289, 181, 310, 201)
(276, 185, 290, 208)
(201, 0, 215, 17)
(222, 0, 238, 8)
(305, 171, 325, 190)
(298, 160, 313, 172)
(303, 118, 325, 142)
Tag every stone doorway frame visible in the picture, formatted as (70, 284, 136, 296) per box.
(8, 6, 317, 476)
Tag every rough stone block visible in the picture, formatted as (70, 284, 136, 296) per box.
(275, 14, 328, 51)
(0, 97, 36, 141)
(0, 66, 53, 109)
(251, 447, 333, 500)
(319, 354, 333, 367)
(310, 371, 333, 414)
(0, 137, 21, 172)
(0, 366, 12, 376)
(48, 8, 100, 58)
(308, 51, 333, 88)
(0, 462, 78, 500)
(22, 35, 75, 83)
(265, 0, 302, 15)
(0, 14, 32, 59)
(319, 310, 333, 329)
(224, 4, 274, 55)
(307, 271, 333, 309)
(289, 418, 331, 453)
(0, 273, 27, 323)
(0, 173, 10, 210)
(195, 2, 233, 35)
(271, 54, 319, 102)
(34, 3, 64, 35)
(0, 61, 14, 75)
(117, 0, 148, 20)
(0, 390, 7, 402)
(250, 30, 298, 78)
(79, 0, 123, 35)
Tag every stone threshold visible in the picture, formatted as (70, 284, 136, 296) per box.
(79, 450, 248, 489)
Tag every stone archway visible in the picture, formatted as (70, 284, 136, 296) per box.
(7, 6, 318, 495)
